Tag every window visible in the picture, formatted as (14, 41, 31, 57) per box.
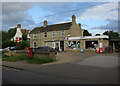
(52, 42, 55, 49)
(33, 42, 37, 48)
(33, 33, 37, 39)
(44, 42, 47, 46)
(61, 30, 65, 36)
(85, 40, 98, 49)
(52, 31, 55, 37)
(16, 37, 18, 40)
(66, 41, 80, 49)
(44, 32, 47, 37)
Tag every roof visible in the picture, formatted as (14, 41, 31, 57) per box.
(30, 22, 72, 34)
(21, 29, 30, 35)
(65, 35, 109, 40)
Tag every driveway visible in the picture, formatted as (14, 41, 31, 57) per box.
(43, 51, 119, 66)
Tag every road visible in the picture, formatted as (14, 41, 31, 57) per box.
(2, 66, 94, 84)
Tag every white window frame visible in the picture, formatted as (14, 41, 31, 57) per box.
(33, 33, 37, 39)
(44, 42, 47, 46)
(52, 42, 55, 49)
(52, 31, 55, 37)
(44, 32, 47, 38)
(61, 30, 65, 37)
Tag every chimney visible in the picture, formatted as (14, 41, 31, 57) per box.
(72, 15, 76, 24)
(17, 24, 21, 28)
(44, 20, 47, 27)
(79, 23, 81, 28)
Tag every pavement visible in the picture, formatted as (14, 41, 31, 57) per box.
(2, 52, 119, 84)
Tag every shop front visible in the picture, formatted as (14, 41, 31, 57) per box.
(65, 35, 109, 51)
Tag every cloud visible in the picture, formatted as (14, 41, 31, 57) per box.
(78, 2, 118, 21)
(2, 2, 34, 30)
(91, 19, 118, 33)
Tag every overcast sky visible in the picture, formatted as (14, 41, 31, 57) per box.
(1, 1, 119, 35)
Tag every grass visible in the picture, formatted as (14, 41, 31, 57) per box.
(27, 56, 54, 64)
(2, 55, 27, 62)
(2, 55, 55, 64)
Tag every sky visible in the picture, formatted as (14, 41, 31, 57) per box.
(1, 1, 119, 36)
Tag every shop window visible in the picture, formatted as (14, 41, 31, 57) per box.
(66, 41, 80, 49)
(85, 40, 98, 49)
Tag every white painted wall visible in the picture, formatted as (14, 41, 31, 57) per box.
(14, 27, 22, 41)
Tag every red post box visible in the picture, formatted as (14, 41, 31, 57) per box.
(28, 47, 33, 58)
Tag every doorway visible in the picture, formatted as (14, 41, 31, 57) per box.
(60, 41, 64, 51)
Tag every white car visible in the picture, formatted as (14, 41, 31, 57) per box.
(4, 47, 10, 51)
(0, 49, 3, 51)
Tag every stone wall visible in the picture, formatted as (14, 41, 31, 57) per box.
(4, 50, 56, 60)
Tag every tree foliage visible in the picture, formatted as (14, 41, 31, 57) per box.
(83, 29, 92, 36)
(95, 34, 100, 36)
(103, 30, 119, 38)
(22, 34, 27, 41)
(16, 41, 30, 50)
(1, 27, 30, 49)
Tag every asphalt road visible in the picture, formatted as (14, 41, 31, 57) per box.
(2, 66, 95, 84)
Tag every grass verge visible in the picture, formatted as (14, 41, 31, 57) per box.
(2, 55, 55, 64)
(2, 55, 27, 62)
(27, 56, 55, 64)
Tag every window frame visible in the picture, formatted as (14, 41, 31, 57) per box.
(61, 30, 65, 37)
(44, 32, 47, 38)
(52, 31, 55, 37)
(33, 42, 37, 48)
(33, 33, 37, 39)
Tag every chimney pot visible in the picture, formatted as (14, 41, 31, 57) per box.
(44, 20, 47, 27)
(72, 15, 76, 24)
(79, 23, 81, 28)
(17, 24, 21, 28)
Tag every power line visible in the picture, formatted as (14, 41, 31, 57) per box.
(26, 2, 109, 20)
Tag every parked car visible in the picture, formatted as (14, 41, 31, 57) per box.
(34, 47, 57, 55)
(9, 46, 19, 50)
(4, 47, 10, 51)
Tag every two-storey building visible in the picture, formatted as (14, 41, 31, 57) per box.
(30, 15, 109, 52)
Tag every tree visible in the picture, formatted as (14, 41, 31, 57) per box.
(16, 41, 30, 50)
(22, 34, 27, 41)
(103, 30, 119, 38)
(7, 27, 17, 40)
(83, 29, 92, 36)
(95, 34, 100, 36)
(2, 40, 17, 48)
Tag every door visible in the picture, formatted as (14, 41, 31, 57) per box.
(60, 41, 64, 51)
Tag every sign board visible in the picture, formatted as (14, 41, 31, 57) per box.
(99, 43, 102, 48)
